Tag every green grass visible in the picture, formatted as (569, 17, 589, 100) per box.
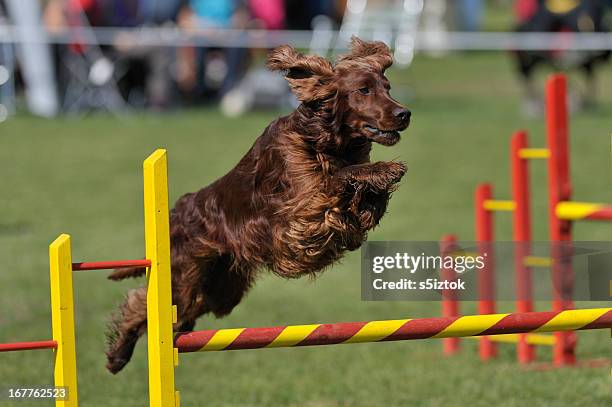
(1, 52, 612, 406)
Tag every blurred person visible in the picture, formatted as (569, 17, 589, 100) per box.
(44, 0, 180, 110)
(176, 0, 250, 102)
(513, 0, 611, 114)
(217, 0, 286, 115)
(284, 0, 341, 29)
(453, 0, 484, 31)
(249, 0, 284, 30)
(117, 0, 183, 108)
(421, 0, 449, 56)
(219, 0, 343, 116)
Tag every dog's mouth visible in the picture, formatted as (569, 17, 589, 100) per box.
(363, 125, 403, 146)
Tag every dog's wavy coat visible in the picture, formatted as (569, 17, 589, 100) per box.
(106, 37, 411, 373)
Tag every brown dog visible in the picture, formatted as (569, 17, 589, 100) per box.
(105, 37, 411, 373)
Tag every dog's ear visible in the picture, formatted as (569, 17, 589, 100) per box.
(340, 36, 393, 72)
(267, 45, 335, 102)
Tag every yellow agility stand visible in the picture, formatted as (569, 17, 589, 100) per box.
(143, 150, 179, 407)
(43, 149, 177, 406)
(49, 234, 79, 407)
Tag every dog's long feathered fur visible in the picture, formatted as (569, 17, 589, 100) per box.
(105, 37, 411, 373)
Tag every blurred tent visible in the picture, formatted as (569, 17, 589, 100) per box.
(5, 0, 59, 117)
(0, 2, 15, 121)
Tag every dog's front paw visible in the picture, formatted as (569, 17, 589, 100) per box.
(366, 161, 406, 190)
(383, 161, 407, 184)
(335, 161, 407, 194)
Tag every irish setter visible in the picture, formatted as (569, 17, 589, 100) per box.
(106, 37, 411, 373)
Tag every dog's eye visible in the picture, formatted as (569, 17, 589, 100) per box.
(358, 87, 370, 95)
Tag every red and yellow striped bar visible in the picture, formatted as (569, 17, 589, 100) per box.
(175, 309, 612, 353)
(556, 202, 612, 221)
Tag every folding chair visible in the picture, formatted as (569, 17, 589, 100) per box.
(59, 0, 128, 115)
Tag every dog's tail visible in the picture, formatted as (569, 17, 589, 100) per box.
(108, 267, 146, 281)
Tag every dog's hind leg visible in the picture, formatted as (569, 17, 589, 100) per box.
(106, 261, 204, 373)
(106, 286, 147, 374)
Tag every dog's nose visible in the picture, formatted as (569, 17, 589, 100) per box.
(394, 108, 411, 123)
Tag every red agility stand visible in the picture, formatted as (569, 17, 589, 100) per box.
(441, 73, 612, 366)
(511, 130, 536, 364)
(545, 74, 576, 366)
(475, 184, 497, 360)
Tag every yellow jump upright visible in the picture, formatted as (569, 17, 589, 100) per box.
(143, 149, 179, 407)
(49, 234, 79, 406)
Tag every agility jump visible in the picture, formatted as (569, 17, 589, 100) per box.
(172, 309, 612, 353)
(0, 144, 610, 407)
(442, 74, 612, 366)
(0, 151, 172, 407)
(0, 244, 153, 407)
(2, 76, 612, 404)
(141, 144, 611, 406)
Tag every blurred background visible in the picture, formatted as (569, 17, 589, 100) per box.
(2, 1, 612, 406)
(1, 0, 611, 119)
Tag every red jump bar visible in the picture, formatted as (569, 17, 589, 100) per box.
(0, 340, 57, 352)
(71, 259, 151, 271)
